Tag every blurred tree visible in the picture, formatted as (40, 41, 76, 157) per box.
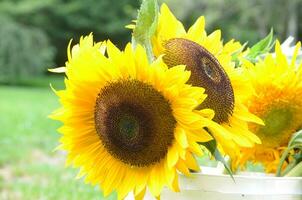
(0, 0, 302, 85)
(0, 0, 140, 68)
(160, 0, 302, 45)
(0, 15, 54, 84)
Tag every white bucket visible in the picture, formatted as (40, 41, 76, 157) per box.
(161, 172, 302, 200)
(126, 167, 302, 200)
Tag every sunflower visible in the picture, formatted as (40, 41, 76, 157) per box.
(50, 34, 217, 199)
(149, 4, 263, 159)
(237, 41, 302, 173)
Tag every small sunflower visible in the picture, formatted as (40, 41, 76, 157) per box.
(238, 41, 302, 173)
(50, 34, 216, 199)
(150, 4, 263, 159)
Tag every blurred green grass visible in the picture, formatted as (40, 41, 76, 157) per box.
(0, 76, 116, 200)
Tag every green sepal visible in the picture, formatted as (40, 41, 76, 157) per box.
(232, 42, 247, 68)
(132, 0, 159, 62)
(246, 29, 275, 63)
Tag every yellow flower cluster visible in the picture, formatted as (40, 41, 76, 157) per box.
(237, 41, 302, 173)
(50, 2, 302, 200)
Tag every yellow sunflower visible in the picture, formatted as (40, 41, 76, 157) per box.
(50, 34, 217, 199)
(237, 41, 302, 173)
(149, 4, 263, 159)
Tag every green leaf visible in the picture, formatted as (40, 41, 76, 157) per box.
(246, 29, 274, 62)
(276, 130, 302, 176)
(288, 130, 302, 147)
(285, 161, 302, 177)
(200, 139, 234, 181)
(293, 152, 302, 162)
(232, 42, 247, 68)
(132, 0, 159, 61)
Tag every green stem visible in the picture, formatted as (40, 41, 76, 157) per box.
(131, 37, 154, 63)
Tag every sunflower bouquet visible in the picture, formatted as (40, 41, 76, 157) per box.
(50, 0, 302, 199)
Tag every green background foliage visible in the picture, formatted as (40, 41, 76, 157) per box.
(0, 0, 140, 84)
(1, 0, 302, 84)
(161, 0, 302, 45)
(0, 15, 54, 84)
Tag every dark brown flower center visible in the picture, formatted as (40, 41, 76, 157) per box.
(163, 38, 234, 123)
(94, 80, 176, 167)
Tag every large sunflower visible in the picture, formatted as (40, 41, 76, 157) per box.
(150, 4, 263, 159)
(237, 41, 302, 173)
(50, 34, 217, 199)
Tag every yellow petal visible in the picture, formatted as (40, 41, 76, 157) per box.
(175, 127, 188, 148)
(187, 16, 205, 41)
(135, 187, 146, 200)
(106, 40, 122, 59)
(291, 42, 301, 66)
(48, 67, 66, 73)
(167, 144, 179, 168)
(148, 165, 162, 197)
(275, 40, 288, 68)
(171, 173, 180, 192)
(233, 103, 264, 125)
(176, 160, 190, 176)
(185, 153, 200, 172)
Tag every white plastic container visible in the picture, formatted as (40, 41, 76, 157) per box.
(126, 167, 302, 200)
(161, 169, 302, 200)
